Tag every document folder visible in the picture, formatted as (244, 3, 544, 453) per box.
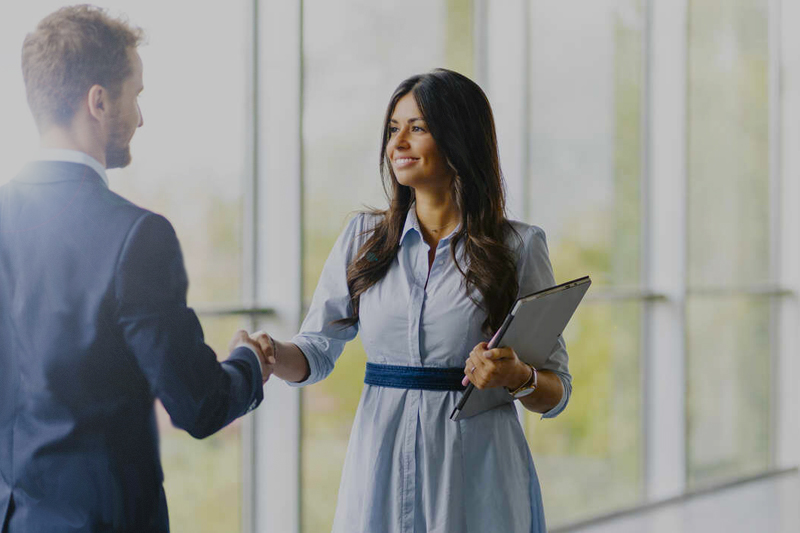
(450, 276, 591, 421)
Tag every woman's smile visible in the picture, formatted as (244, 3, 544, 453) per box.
(393, 156, 419, 169)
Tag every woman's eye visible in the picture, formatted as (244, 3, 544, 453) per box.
(388, 126, 399, 134)
(412, 126, 425, 132)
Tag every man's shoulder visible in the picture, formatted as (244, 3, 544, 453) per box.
(3, 163, 176, 251)
(83, 185, 171, 243)
(95, 185, 151, 218)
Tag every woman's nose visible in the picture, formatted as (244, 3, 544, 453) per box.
(393, 128, 410, 148)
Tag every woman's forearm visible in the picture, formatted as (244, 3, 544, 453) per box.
(463, 345, 565, 414)
(517, 369, 563, 414)
(273, 340, 311, 383)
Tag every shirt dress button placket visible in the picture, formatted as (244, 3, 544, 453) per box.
(400, 245, 428, 533)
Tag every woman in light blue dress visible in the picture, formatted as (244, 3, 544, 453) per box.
(255, 69, 572, 532)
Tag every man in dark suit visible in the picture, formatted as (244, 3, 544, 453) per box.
(0, 6, 272, 532)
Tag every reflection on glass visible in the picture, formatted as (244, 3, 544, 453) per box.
(526, 301, 641, 525)
(300, 1, 472, 531)
(686, 296, 771, 487)
(527, 0, 643, 524)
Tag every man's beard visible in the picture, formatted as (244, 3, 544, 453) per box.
(105, 118, 133, 169)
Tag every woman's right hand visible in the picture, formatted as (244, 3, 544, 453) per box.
(251, 330, 277, 365)
(250, 332, 311, 384)
(229, 329, 275, 384)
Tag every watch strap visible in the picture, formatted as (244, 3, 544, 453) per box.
(508, 363, 537, 397)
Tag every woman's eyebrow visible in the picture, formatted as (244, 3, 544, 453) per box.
(389, 117, 425, 124)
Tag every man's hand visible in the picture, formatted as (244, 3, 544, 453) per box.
(229, 330, 275, 384)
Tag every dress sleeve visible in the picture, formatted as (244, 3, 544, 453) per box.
(288, 213, 369, 386)
(515, 224, 572, 419)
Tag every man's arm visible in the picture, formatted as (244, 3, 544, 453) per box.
(115, 212, 265, 438)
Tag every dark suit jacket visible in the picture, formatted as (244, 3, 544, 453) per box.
(0, 161, 263, 532)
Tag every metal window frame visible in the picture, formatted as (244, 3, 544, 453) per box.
(768, 0, 783, 472)
(776, 0, 800, 470)
(242, 0, 304, 532)
(643, 0, 690, 501)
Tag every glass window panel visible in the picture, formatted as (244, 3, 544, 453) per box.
(687, 0, 770, 288)
(1, 3, 249, 531)
(526, 0, 644, 523)
(157, 314, 251, 532)
(686, 0, 772, 488)
(529, 0, 643, 288)
(526, 300, 642, 526)
(301, 1, 473, 531)
(686, 296, 772, 487)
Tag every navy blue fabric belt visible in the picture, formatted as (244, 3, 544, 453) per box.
(364, 363, 467, 391)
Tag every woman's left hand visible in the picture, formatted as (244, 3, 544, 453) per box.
(462, 342, 531, 390)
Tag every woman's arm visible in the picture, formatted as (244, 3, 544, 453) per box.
(517, 369, 563, 414)
(463, 343, 563, 414)
(249, 215, 370, 387)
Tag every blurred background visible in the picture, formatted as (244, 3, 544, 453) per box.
(1, 0, 799, 531)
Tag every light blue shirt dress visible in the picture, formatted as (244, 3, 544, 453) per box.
(291, 207, 572, 533)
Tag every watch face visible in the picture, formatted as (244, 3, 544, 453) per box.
(514, 387, 535, 399)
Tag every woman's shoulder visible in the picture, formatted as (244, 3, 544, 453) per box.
(505, 219, 556, 292)
(354, 210, 384, 226)
(505, 219, 548, 252)
(343, 210, 384, 235)
(334, 210, 385, 251)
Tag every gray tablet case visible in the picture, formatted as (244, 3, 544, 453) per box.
(450, 276, 591, 421)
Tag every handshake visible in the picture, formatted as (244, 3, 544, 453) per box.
(229, 330, 282, 384)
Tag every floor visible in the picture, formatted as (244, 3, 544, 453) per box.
(557, 470, 800, 533)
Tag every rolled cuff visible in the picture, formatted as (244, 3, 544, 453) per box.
(540, 371, 572, 419)
(285, 335, 337, 387)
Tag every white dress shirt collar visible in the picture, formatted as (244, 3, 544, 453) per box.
(36, 148, 109, 188)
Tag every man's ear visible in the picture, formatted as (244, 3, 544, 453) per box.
(87, 84, 106, 121)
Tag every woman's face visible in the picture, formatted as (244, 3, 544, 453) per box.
(387, 92, 453, 191)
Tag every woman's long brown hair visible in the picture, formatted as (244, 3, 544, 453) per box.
(336, 69, 519, 336)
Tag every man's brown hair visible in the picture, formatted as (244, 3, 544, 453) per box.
(21, 5, 144, 130)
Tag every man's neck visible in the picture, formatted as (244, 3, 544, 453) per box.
(39, 125, 107, 168)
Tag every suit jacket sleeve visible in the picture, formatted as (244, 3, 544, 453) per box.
(114, 212, 263, 438)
